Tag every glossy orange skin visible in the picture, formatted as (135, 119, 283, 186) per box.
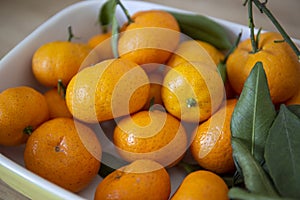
(24, 118, 101, 192)
(171, 170, 229, 200)
(32, 41, 97, 87)
(190, 99, 237, 174)
(113, 110, 187, 167)
(118, 10, 180, 65)
(66, 58, 150, 123)
(44, 88, 73, 119)
(226, 32, 300, 104)
(94, 159, 171, 200)
(162, 61, 225, 123)
(0, 86, 49, 146)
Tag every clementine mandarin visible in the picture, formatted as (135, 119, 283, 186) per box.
(162, 61, 225, 123)
(24, 117, 101, 192)
(66, 58, 150, 123)
(0, 86, 49, 146)
(190, 99, 237, 174)
(118, 10, 180, 65)
(226, 32, 300, 104)
(32, 41, 98, 87)
(171, 170, 229, 200)
(113, 110, 187, 167)
(94, 159, 171, 200)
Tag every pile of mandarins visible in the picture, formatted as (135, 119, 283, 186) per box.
(0, 8, 299, 200)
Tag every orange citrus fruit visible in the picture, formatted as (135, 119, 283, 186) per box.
(118, 10, 180, 65)
(66, 58, 150, 123)
(113, 110, 187, 167)
(167, 40, 224, 68)
(190, 99, 237, 174)
(24, 117, 101, 192)
(94, 159, 171, 200)
(0, 86, 49, 146)
(226, 32, 300, 104)
(44, 88, 73, 119)
(162, 61, 225, 123)
(32, 41, 97, 87)
(171, 170, 229, 200)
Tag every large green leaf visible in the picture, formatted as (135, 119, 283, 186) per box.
(265, 104, 300, 199)
(231, 62, 276, 164)
(231, 138, 279, 196)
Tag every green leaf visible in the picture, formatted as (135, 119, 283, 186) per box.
(217, 62, 227, 83)
(231, 138, 279, 196)
(231, 62, 276, 164)
(287, 104, 300, 119)
(229, 187, 294, 200)
(264, 104, 300, 199)
(99, 0, 116, 32)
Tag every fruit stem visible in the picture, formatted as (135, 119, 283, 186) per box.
(116, 0, 133, 24)
(247, 0, 260, 53)
(57, 79, 66, 99)
(186, 98, 197, 108)
(67, 26, 74, 42)
(252, 0, 300, 61)
(23, 126, 34, 135)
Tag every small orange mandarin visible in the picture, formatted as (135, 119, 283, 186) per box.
(113, 110, 187, 167)
(94, 159, 171, 200)
(118, 10, 180, 65)
(162, 61, 225, 123)
(0, 86, 49, 146)
(24, 118, 101, 193)
(190, 99, 237, 174)
(226, 32, 300, 104)
(171, 170, 229, 200)
(32, 41, 97, 87)
(66, 58, 150, 123)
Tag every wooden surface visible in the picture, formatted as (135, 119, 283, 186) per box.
(0, 0, 299, 199)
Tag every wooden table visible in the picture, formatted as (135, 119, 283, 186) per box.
(0, 0, 299, 199)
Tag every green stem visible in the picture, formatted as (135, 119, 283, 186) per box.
(23, 126, 34, 135)
(248, 0, 259, 53)
(252, 0, 300, 60)
(116, 0, 133, 24)
(57, 79, 66, 99)
(67, 26, 74, 42)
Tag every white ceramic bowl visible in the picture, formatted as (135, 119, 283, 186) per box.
(0, 1, 299, 199)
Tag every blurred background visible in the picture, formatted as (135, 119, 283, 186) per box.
(0, 0, 299, 59)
